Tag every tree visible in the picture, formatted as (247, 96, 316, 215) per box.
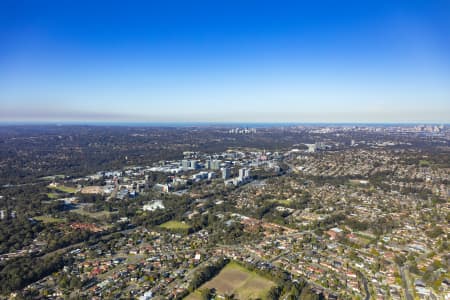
(200, 288, 213, 300)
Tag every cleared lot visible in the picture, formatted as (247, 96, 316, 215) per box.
(185, 262, 275, 300)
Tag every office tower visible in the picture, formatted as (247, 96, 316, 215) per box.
(222, 167, 231, 180)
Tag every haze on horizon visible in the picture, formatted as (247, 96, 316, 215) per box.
(1, 1, 449, 123)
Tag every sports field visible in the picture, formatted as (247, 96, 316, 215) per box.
(48, 184, 78, 193)
(185, 262, 275, 300)
(160, 220, 191, 230)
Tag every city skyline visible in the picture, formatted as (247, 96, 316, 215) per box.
(1, 1, 450, 123)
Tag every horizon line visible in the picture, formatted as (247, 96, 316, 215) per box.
(0, 121, 448, 127)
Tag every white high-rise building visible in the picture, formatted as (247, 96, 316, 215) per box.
(222, 167, 231, 180)
(238, 168, 251, 180)
(238, 168, 245, 180)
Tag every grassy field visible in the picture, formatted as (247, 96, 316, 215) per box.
(419, 159, 431, 167)
(40, 175, 65, 180)
(47, 192, 60, 199)
(185, 262, 275, 300)
(48, 185, 78, 194)
(353, 232, 375, 246)
(160, 220, 192, 230)
(269, 198, 292, 206)
(348, 179, 370, 187)
(71, 208, 114, 220)
(34, 215, 65, 224)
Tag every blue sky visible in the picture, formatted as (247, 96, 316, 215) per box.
(1, 0, 449, 123)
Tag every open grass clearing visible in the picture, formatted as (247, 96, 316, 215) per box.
(419, 159, 431, 167)
(48, 185, 78, 194)
(39, 175, 65, 181)
(46, 192, 60, 199)
(185, 262, 275, 300)
(269, 198, 292, 206)
(34, 215, 66, 224)
(348, 179, 369, 186)
(71, 207, 115, 220)
(160, 220, 192, 230)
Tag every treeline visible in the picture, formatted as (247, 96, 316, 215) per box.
(268, 282, 324, 300)
(188, 257, 229, 292)
(41, 227, 95, 253)
(233, 260, 324, 300)
(176, 244, 325, 299)
(345, 216, 397, 236)
(0, 254, 68, 294)
(133, 209, 175, 228)
(0, 217, 43, 254)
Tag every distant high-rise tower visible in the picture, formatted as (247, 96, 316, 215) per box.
(238, 168, 245, 180)
(211, 160, 221, 170)
(238, 168, 251, 181)
(222, 167, 231, 180)
(190, 160, 199, 169)
(205, 160, 212, 169)
(182, 160, 190, 170)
